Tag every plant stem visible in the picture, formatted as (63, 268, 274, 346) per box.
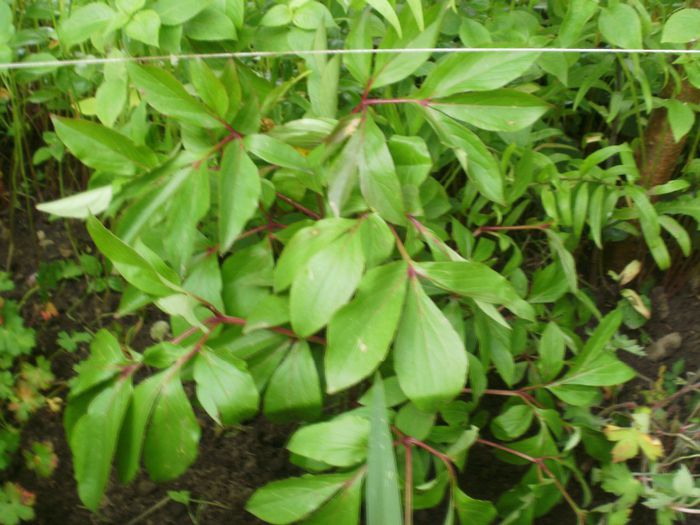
(474, 223, 552, 236)
(403, 440, 413, 525)
(276, 192, 322, 219)
(462, 387, 544, 409)
(476, 438, 585, 524)
(387, 224, 413, 268)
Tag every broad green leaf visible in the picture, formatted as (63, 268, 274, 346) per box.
(538, 322, 565, 381)
(127, 63, 223, 129)
(325, 262, 407, 393)
(558, 0, 599, 47)
(246, 473, 351, 525)
(124, 9, 160, 46)
(545, 230, 578, 292)
(599, 4, 642, 49)
(264, 341, 322, 421)
(287, 416, 369, 467)
(662, 8, 700, 43)
(302, 473, 363, 525)
(193, 348, 259, 425)
(418, 52, 539, 98)
(152, 0, 211, 25)
(260, 4, 292, 27)
(366, 374, 402, 525)
(185, 7, 236, 41)
(417, 261, 534, 320)
(68, 329, 125, 399)
(406, 0, 423, 31)
(345, 10, 372, 85)
(95, 56, 127, 127)
(290, 229, 365, 337)
(429, 90, 549, 132)
(372, 14, 443, 89)
(547, 384, 599, 406)
(218, 142, 261, 253)
(58, 3, 115, 48)
(37, 186, 112, 219)
(491, 404, 533, 441)
(366, 0, 401, 37)
(394, 277, 468, 411)
(115, 371, 165, 483)
(665, 99, 695, 142)
(475, 313, 515, 386)
(244, 295, 290, 333)
(189, 59, 229, 118)
(359, 115, 405, 224)
(454, 488, 497, 525)
(395, 402, 435, 441)
(52, 117, 158, 176)
(69, 378, 132, 510)
(555, 351, 635, 388)
(359, 213, 395, 267)
(244, 133, 310, 172)
(422, 109, 504, 204)
(87, 217, 179, 296)
(143, 376, 200, 482)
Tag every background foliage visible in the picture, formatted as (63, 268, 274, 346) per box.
(1, 0, 699, 523)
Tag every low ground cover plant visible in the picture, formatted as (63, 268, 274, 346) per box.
(1, 0, 699, 523)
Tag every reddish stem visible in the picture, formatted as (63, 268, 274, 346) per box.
(193, 130, 241, 169)
(362, 98, 430, 107)
(403, 440, 413, 525)
(215, 314, 326, 345)
(276, 192, 322, 220)
(474, 223, 552, 237)
(477, 438, 585, 524)
(463, 387, 544, 409)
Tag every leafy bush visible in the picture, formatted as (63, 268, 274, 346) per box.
(8, 0, 697, 523)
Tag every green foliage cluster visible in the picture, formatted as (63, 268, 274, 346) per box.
(1, 0, 697, 523)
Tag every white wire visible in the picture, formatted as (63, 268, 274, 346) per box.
(1, 46, 699, 70)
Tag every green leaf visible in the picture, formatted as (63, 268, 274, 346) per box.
(661, 8, 700, 43)
(659, 215, 691, 257)
(366, 374, 402, 525)
(345, 10, 372, 86)
(428, 90, 549, 132)
(555, 351, 635, 387)
(68, 329, 125, 399)
(260, 4, 292, 27)
(491, 404, 533, 441)
(124, 9, 160, 47)
(406, 0, 424, 31)
(395, 402, 435, 441)
(547, 384, 599, 406)
(288, 416, 370, 467)
(538, 322, 565, 381)
(302, 473, 363, 525)
(264, 341, 322, 421)
(152, 0, 211, 25)
(366, 0, 401, 37)
(218, 142, 261, 253)
(143, 376, 200, 482)
(359, 115, 405, 224)
(576, 309, 623, 366)
(69, 378, 132, 510)
(665, 99, 695, 142)
(58, 3, 116, 49)
(416, 261, 534, 320)
(418, 52, 539, 98)
(545, 230, 578, 292)
(274, 218, 355, 291)
(290, 229, 365, 337)
(188, 59, 229, 118)
(372, 14, 443, 89)
(244, 133, 309, 172)
(37, 186, 112, 219)
(454, 488, 497, 525)
(325, 261, 407, 393)
(52, 117, 158, 176)
(246, 473, 351, 525)
(193, 348, 259, 425)
(185, 7, 236, 41)
(115, 371, 164, 483)
(558, 0, 599, 48)
(422, 109, 504, 205)
(598, 4, 642, 49)
(127, 63, 223, 129)
(87, 217, 179, 297)
(626, 186, 670, 270)
(394, 276, 468, 411)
